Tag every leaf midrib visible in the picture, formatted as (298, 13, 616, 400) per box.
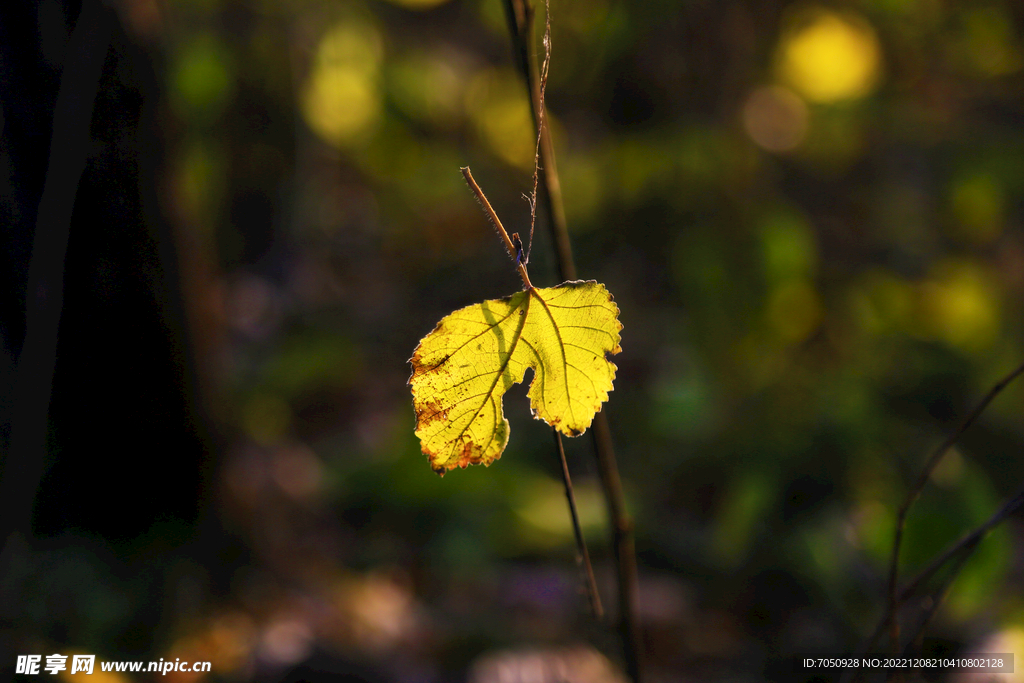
(529, 287, 577, 429)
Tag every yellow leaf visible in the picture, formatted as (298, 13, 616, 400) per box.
(409, 280, 622, 474)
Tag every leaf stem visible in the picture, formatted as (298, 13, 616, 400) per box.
(461, 166, 533, 290)
(501, 1, 643, 681)
(554, 429, 604, 620)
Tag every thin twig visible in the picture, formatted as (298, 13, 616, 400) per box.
(554, 429, 604, 619)
(501, 3, 643, 680)
(524, 0, 551, 265)
(900, 484, 1024, 605)
(901, 537, 979, 657)
(852, 566, 971, 683)
(885, 360, 1024, 655)
(502, 0, 575, 281)
(850, 482, 1024, 683)
(461, 166, 533, 290)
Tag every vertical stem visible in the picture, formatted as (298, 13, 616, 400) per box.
(592, 409, 643, 683)
(501, 2, 643, 680)
(554, 429, 604, 619)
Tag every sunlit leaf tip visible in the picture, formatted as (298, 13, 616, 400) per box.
(409, 280, 622, 475)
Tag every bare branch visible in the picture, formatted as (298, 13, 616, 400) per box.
(461, 166, 533, 290)
(885, 360, 1024, 656)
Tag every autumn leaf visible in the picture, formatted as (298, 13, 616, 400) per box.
(409, 280, 622, 475)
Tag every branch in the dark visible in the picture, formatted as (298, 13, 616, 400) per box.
(554, 429, 604, 620)
(885, 360, 1024, 656)
(0, 0, 113, 545)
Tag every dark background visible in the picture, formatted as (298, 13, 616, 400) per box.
(3, 0, 1024, 681)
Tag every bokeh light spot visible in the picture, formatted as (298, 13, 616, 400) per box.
(743, 86, 809, 152)
(388, 50, 466, 128)
(778, 9, 882, 103)
(58, 652, 134, 682)
(767, 280, 823, 343)
(953, 628, 1024, 683)
(851, 270, 915, 335)
(470, 646, 628, 683)
(514, 475, 606, 547)
(950, 172, 1005, 244)
(301, 22, 383, 147)
(170, 34, 235, 125)
(272, 444, 324, 500)
(259, 618, 312, 666)
(242, 393, 291, 445)
(332, 572, 418, 654)
(760, 210, 818, 284)
(920, 261, 1000, 352)
(465, 68, 534, 169)
(960, 7, 1023, 77)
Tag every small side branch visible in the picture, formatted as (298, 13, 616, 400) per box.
(900, 484, 1024, 605)
(851, 482, 1024, 683)
(885, 360, 1024, 654)
(461, 167, 533, 290)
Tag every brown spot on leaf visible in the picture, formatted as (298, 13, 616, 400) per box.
(415, 399, 448, 430)
(451, 438, 479, 470)
(429, 435, 503, 474)
(409, 349, 453, 380)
